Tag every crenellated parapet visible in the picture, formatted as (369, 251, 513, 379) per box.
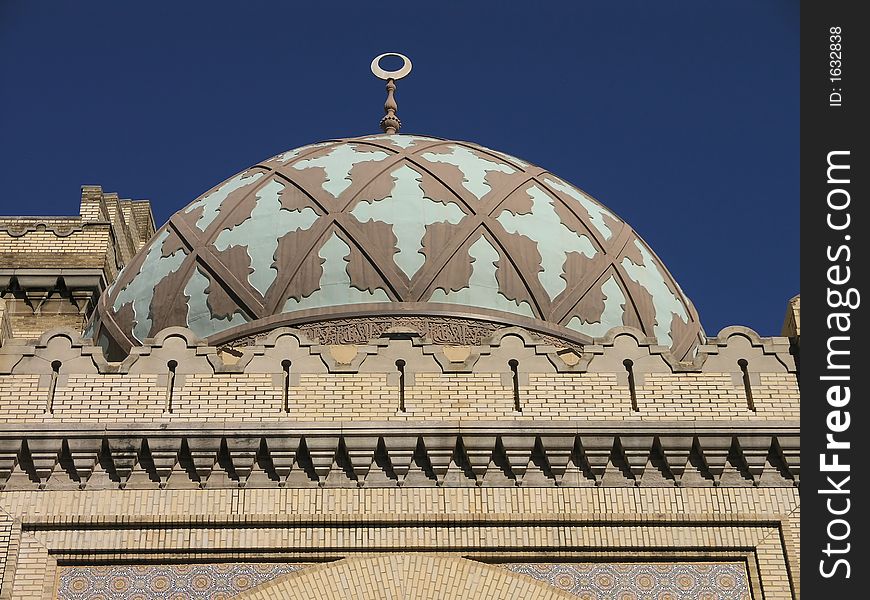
(0, 323, 798, 428)
(0, 323, 796, 376)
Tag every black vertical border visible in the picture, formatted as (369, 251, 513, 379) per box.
(801, 1, 867, 595)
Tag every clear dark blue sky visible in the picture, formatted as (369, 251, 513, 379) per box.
(0, 1, 798, 336)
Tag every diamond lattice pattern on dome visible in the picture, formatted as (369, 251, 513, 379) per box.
(94, 134, 703, 359)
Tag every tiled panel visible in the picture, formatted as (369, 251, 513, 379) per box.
(56, 563, 309, 600)
(504, 562, 751, 600)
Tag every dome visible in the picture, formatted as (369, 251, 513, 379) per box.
(92, 134, 704, 359)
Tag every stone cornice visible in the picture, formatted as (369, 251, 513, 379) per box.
(0, 421, 799, 490)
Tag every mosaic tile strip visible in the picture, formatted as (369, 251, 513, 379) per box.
(57, 563, 309, 600)
(503, 562, 751, 600)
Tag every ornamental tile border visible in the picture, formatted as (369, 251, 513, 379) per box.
(504, 562, 751, 600)
(56, 563, 309, 600)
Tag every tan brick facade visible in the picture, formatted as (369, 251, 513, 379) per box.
(0, 321, 800, 598)
(0, 324, 798, 426)
(0, 486, 798, 598)
(0, 186, 154, 342)
(0, 369, 799, 424)
(0, 191, 800, 598)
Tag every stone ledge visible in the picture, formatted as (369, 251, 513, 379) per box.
(0, 424, 799, 490)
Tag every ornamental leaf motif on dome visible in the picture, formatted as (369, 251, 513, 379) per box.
(292, 144, 389, 198)
(429, 234, 535, 317)
(620, 239, 690, 348)
(420, 145, 516, 200)
(496, 184, 596, 299)
(213, 179, 319, 296)
(184, 170, 265, 232)
(566, 274, 627, 338)
(112, 230, 188, 342)
(184, 267, 250, 338)
(351, 164, 466, 279)
(364, 134, 440, 150)
(282, 232, 390, 311)
(272, 142, 332, 164)
(543, 175, 617, 241)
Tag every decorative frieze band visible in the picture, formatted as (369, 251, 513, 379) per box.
(0, 424, 799, 491)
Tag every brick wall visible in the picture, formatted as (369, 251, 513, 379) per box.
(0, 486, 799, 598)
(0, 187, 155, 342)
(0, 369, 799, 424)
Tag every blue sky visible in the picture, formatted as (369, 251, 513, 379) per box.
(0, 1, 798, 336)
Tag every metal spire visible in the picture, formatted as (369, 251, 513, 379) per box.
(370, 53, 413, 134)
